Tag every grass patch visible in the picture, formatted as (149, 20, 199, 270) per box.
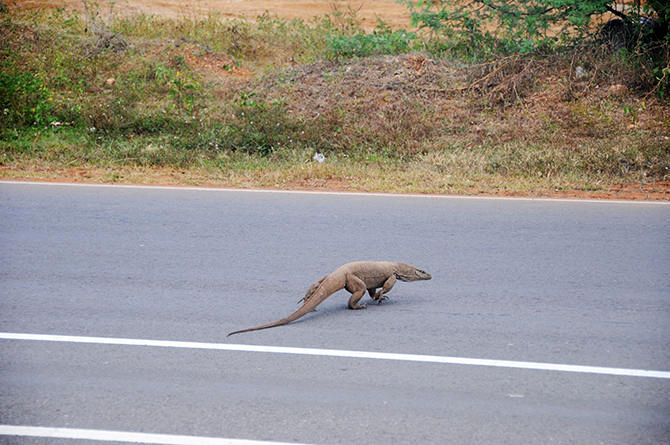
(1, 4, 669, 199)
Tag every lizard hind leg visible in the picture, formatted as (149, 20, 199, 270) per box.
(298, 275, 327, 304)
(345, 275, 368, 310)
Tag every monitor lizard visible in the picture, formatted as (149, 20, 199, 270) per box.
(227, 261, 431, 336)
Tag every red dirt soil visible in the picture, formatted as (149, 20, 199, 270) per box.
(3, 166, 669, 201)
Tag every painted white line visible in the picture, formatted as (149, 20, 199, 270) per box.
(2, 332, 669, 379)
(1, 180, 668, 205)
(0, 425, 309, 445)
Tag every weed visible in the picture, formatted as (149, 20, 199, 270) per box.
(226, 95, 305, 155)
(0, 71, 53, 126)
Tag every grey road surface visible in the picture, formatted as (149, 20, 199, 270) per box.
(1, 182, 669, 444)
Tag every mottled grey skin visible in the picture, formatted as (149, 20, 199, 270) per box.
(227, 261, 431, 336)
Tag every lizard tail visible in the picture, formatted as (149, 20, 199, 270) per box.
(227, 275, 342, 336)
(227, 298, 321, 336)
(226, 316, 296, 336)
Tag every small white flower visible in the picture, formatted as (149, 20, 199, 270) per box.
(313, 152, 325, 163)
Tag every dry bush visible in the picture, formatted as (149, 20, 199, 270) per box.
(466, 55, 543, 105)
(465, 39, 670, 106)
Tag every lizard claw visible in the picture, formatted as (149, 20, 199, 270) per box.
(376, 295, 389, 304)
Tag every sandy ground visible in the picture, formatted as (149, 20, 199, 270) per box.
(12, 0, 412, 29)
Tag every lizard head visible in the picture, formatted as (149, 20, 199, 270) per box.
(395, 264, 432, 282)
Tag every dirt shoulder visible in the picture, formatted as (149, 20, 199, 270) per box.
(2, 165, 669, 201)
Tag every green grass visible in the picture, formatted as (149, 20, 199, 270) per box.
(1, 4, 669, 198)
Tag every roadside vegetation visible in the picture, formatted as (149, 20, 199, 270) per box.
(1, 1, 669, 198)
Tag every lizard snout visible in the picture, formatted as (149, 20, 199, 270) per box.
(416, 269, 432, 280)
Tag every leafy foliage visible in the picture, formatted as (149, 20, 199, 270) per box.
(224, 93, 305, 155)
(0, 71, 52, 126)
(400, 0, 669, 99)
(325, 24, 418, 59)
(400, 0, 667, 51)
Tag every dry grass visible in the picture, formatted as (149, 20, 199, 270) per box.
(242, 52, 669, 185)
(1, 5, 669, 200)
(4, 159, 670, 200)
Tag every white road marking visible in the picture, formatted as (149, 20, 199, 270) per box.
(0, 425, 309, 445)
(2, 332, 669, 379)
(1, 180, 668, 205)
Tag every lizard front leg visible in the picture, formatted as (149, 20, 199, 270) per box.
(372, 274, 396, 304)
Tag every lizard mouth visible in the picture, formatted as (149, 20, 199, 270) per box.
(397, 269, 431, 281)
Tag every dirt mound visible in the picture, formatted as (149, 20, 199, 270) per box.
(257, 54, 467, 115)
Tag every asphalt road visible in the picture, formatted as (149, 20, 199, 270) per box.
(1, 182, 669, 444)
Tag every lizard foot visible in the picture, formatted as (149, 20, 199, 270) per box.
(349, 303, 367, 310)
(374, 295, 389, 304)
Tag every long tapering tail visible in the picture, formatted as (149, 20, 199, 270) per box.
(226, 314, 298, 336)
(227, 277, 342, 336)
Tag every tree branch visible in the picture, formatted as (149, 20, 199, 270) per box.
(606, 5, 630, 22)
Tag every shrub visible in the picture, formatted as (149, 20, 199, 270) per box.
(0, 71, 52, 126)
(222, 93, 305, 155)
(325, 23, 417, 59)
